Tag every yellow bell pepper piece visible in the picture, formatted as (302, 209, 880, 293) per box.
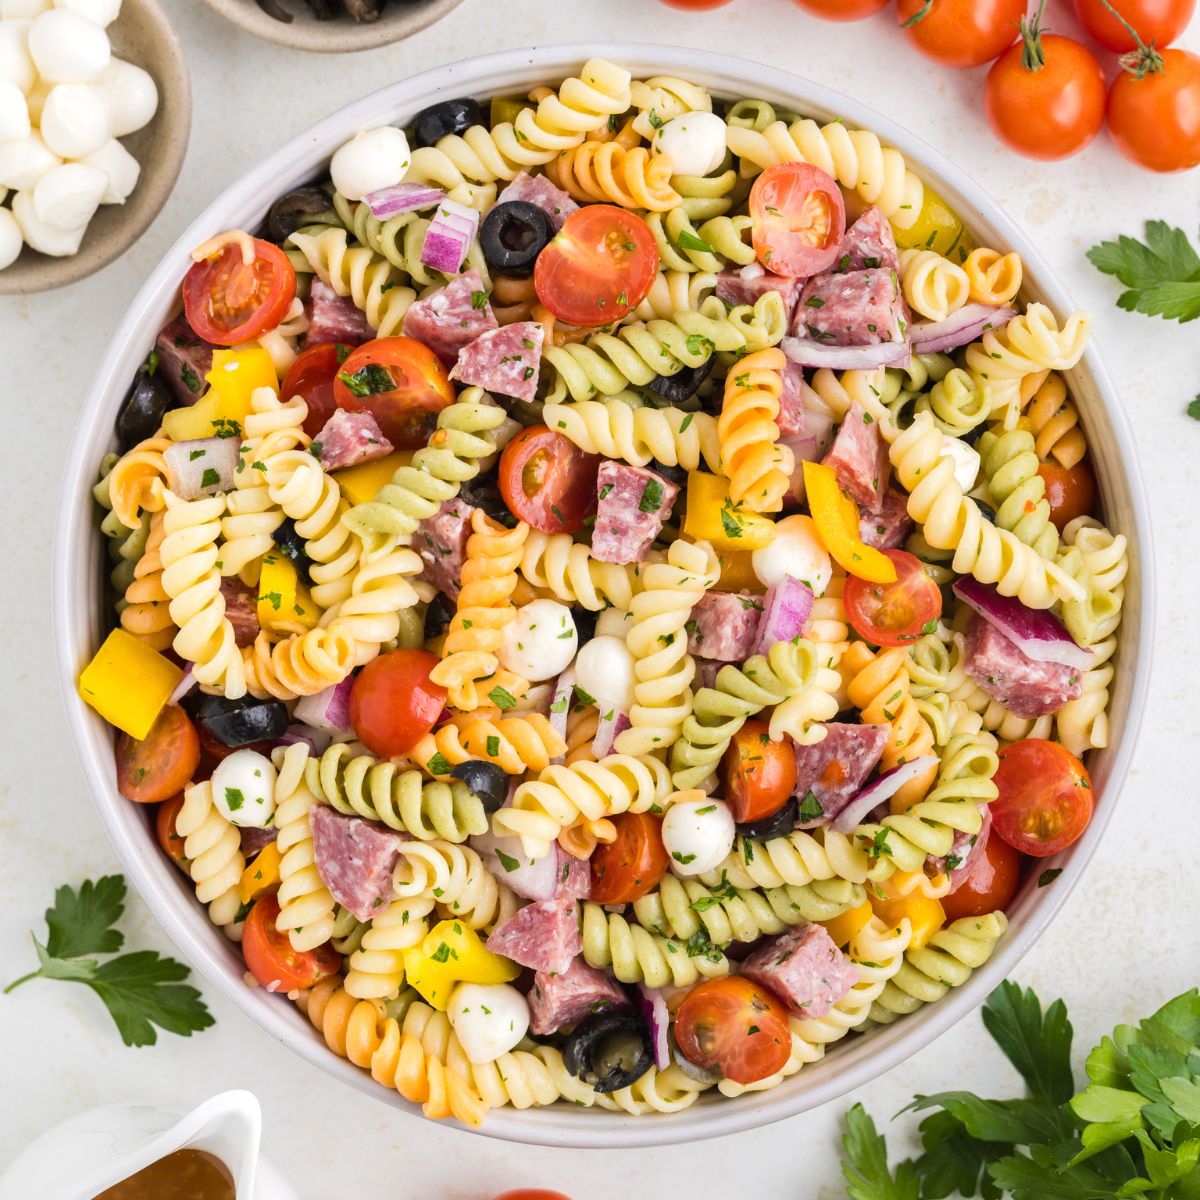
(334, 450, 412, 507)
(162, 347, 278, 442)
(802, 461, 897, 584)
(256, 554, 318, 632)
(714, 550, 760, 592)
(683, 472, 776, 553)
(77, 628, 183, 740)
(870, 892, 946, 950)
(892, 182, 975, 265)
(818, 900, 873, 949)
(403, 919, 520, 1011)
(238, 841, 283, 905)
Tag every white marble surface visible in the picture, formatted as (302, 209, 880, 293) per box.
(1, 1, 1197, 1195)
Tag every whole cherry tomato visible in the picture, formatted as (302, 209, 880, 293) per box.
(941, 831, 1023, 920)
(791, 0, 889, 19)
(991, 739, 1094, 857)
(897, 0, 1025, 68)
(675, 977, 792, 1084)
(1107, 48, 1200, 173)
(1072, 0, 1194, 53)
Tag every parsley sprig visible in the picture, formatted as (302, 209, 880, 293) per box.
(1088, 221, 1200, 326)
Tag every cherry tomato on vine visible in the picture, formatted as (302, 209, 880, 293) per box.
(590, 812, 670, 905)
(1072, 0, 1195, 54)
(675, 977, 792, 1084)
(116, 705, 200, 805)
(1107, 48, 1200, 173)
(155, 794, 190, 871)
(940, 832, 1023, 921)
(498, 425, 601, 534)
(349, 649, 446, 758)
(749, 162, 846, 277)
(1038, 458, 1096, 531)
(182, 237, 296, 346)
(897, 0, 1025, 68)
(656, 0, 732, 7)
(283, 341, 349, 437)
(790, 0, 889, 20)
(242, 893, 341, 991)
(843, 549, 943, 646)
(721, 720, 798, 823)
(492, 1192, 574, 1200)
(991, 739, 1094, 857)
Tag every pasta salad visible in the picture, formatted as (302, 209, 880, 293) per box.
(78, 58, 1128, 1126)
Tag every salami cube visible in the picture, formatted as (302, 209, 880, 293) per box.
(795, 267, 908, 347)
(528, 957, 629, 1036)
(154, 315, 214, 406)
(496, 171, 579, 231)
(314, 410, 394, 472)
(964, 613, 1083, 717)
(740, 923, 859, 1018)
(591, 462, 679, 565)
(859, 485, 914, 551)
(939, 805, 992, 891)
(219, 577, 260, 649)
(716, 265, 802, 314)
(401, 267, 498, 364)
(487, 897, 582, 975)
(791, 722, 890, 824)
(695, 659, 730, 692)
(777, 360, 807, 440)
(836, 206, 901, 273)
(308, 803, 405, 922)
(823, 402, 890, 509)
(414, 497, 476, 600)
(556, 846, 591, 901)
(306, 279, 373, 347)
(685, 591, 765, 661)
(449, 321, 545, 403)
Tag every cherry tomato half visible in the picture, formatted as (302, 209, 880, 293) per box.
(155, 793, 190, 871)
(897, 0, 1024, 67)
(941, 832, 1022, 921)
(1038, 458, 1096, 532)
(332, 336, 454, 450)
(590, 812, 669, 905)
(116, 705, 201, 805)
(992, 739, 1094, 858)
(242, 892, 341, 992)
(675, 977, 792, 1085)
(1073, 0, 1195, 53)
(722, 719, 798, 823)
(283, 341, 352, 438)
(749, 162, 846, 278)
(535, 205, 658, 327)
(349, 649, 447, 758)
(843, 549, 943, 646)
(791, 0, 889, 21)
(1107, 49, 1200, 173)
(498, 425, 602, 533)
(182, 237, 296, 346)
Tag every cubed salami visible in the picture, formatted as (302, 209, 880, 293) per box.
(528, 958, 629, 1036)
(449, 321, 544, 402)
(836, 207, 901, 273)
(964, 614, 1083, 717)
(591, 462, 679, 565)
(308, 804, 405, 922)
(305, 279, 373, 347)
(791, 722, 890, 824)
(154, 315, 214, 406)
(401, 268, 498, 363)
(716, 265, 802, 314)
(795, 267, 908, 347)
(823, 402, 890, 509)
(740, 923, 859, 1018)
(938, 805, 992, 891)
(486, 897, 581, 975)
(859, 485, 914, 550)
(414, 497, 476, 600)
(496, 172, 579, 231)
(695, 658, 731, 692)
(777, 360, 807, 440)
(314, 410, 394, 471)
(686, 591, 765, 661)
(219, 577, 260, 649)
(557, 846, 592, 901)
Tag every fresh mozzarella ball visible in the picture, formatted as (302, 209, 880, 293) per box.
(0, 205, 22, 268)
(96, 57, 156, 136)
(752, 513, 832, 595)
(574, 634, 636, 714)
(499, 599, 577, 683)
(652, 111, 727, 178)
(1, 0, 50, 16)
(595, 606, 633, 641)
(329, 127, 411, 203)
(662, 797, 735, 877)
(11, 186, 82, 254)
(942, 437, 981, 494)
(28, 8, 110, 82)
(210, 748, 277, 829)
(40, 82, 110, 157)
(33, 160, 104, 228)
(54, 0, 122, 25)
(77, 135, 137, 202)
(0, 131, 60, 190)
(0, 20, 34, 93)
(447, 982, 530, 1065)
(0, 75, 29, 140)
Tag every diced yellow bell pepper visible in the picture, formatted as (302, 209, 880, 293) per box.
(802, 461, 897, 585)
(162, 347, 278, 442)
(77, 628, 183, 740)
(869, 892, 946, 950)
(684, 472, 776, 553)
(490, 95, 532, 127)
(256, 554, 318, 632)
(892, 182, 975, 265)
(238, 841, 283, 905)
(403, 919, 520, 1011)
(819, 900, 873, 949)
(714, 550, 760, 592)
(334, 450, 412, 507)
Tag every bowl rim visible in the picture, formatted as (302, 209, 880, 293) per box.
(53, 41, 1156, 1148)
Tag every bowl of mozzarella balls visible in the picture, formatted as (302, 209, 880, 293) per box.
(0, 0, 189, 293)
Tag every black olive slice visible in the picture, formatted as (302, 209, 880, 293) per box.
(562, 1010, 652, 1094)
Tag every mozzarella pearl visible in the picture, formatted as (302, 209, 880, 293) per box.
(77, 135, 137, 202)
(0, 205, 22, 268)
(96, 57, 155, 136)
(54, 0, 122, 26)
(11, 186, 82, 254)
(498, 599, 577, 683)
(210, 749, 277, 829)
(0, 20, 34, 93)
(574, 634, 636, 714)
(33, 160, 103, 228)
(1, 0, 50, 16)
(448, 982, 530, 1064)
(0, 131, 60, 190)
(942, 436, 981, 494)
(28, 8, 110, 82)
(0, 74, 29, 140)
(652, 111, 727, 178)
(752, 513, 832, 595)
(594, 606, 633, 641)
(329, 126, 411, 203)
(662, 797, 735, 877)
(39, 82, 109, 157)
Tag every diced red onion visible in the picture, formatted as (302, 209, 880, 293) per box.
(638, 985, 671, 1070)
(548, 667, 576, 748)
(591, 708, 630, 759)
(910, 304, 1016, 355)
(470, 828, 560, 898)
(752, 576, 814, 657)
(364, 182, 445, 218)
(420, 200, 479, 276)
(276, 724, 332, 755)
(168, 663, 196, 705)
(782, 335, 912, 370)
(292, 676, 354, 734)
(831, 756, 939, 833)
(163, 437, 239, 500)
(944, 805, 992, 893)
(953, 578, 1094, 671)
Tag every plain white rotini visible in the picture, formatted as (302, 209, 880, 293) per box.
(518, 530, 646, 611)
(702, 826, 871, 890)
(899, 249, 971, 322)
(391, 840, 519, 931)
(175, 780, 246, 937)
(344, 895, 436, 1001)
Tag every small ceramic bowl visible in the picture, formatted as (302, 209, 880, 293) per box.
(0, 0, 190, 297)
(199, 0, 464, 54)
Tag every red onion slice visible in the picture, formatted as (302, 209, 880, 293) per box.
(548, 666, 576, 748)
(470, 828, 560, 898)
(638, 984, 671, 1070)
(831, 756, 939, 833)
(364, 182, 445, 217)
(276, 724, 333, 755)
(293, 676, 354, 734)
(592, 708, 630, 759)
(782, 335, 912, 370)
(168, 663, 196, 705)
(752, 576, 814, 657)
(910, 304, 1016, 354)
(420, 200, 479, 276)
(953, 578, 1094, 671)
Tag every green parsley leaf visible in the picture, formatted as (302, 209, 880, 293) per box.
(798, 791, 824, 823)
(720, 502, 743, 540)
(337, 362, 395, 397)
(638, 479, 664, 513)
(841, 1103, 921, 1200)
(488, 685, 517, 711)
(200, 468, 220, 490)
(495, 850, 521, 873)
(1188, 396, 1200, 422)
(675, 229, 716, 255)
(426, 752, 452, 775)
(573, 684, 597, 707)
(1087, 221, 1200, 324)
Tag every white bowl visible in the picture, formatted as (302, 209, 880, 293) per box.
(53, 43, 1154, 1148)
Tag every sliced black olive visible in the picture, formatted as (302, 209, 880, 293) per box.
(272, 518, 313, 584)
(479, 201, 553, 279)
(184, 694, 290, 748)
(976, 500, 998, 524)
(835, 709, 863, 725)
(736, 796, 799, 842)
(410, 98, 484, 148)
(450, 760, 509, 814)
(423, 591, 455, 639)
(647, 357, 715, 406)
(116, 363, 175, 451)
(458, 480, 517, 528)
(571, 606, 597, 645)
(563, 1011, 652, 1094)
(647, 460, 687, 490)
(264, 185, 335, 244)
(256, 0, 293, 21)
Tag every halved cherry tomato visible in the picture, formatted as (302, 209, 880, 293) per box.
(116, 705, 201, 804)
(498, 425, 602, 533)
(749, 162, 845, 278)
(843, 549, 943, 646)
(1107, 49, 1200, 174)
(155, 793, 190, 871)
(992, 739, 1093, 858)
(941, 832, 1022, 921)
(722, 719, 798, 823)
(675, 977, 792, 1085)
(791, 0, 889, 20)
(242, 892, 341, 991)
(332, 336, 454, 450)
(590, 812, 669, 905)
(1038, 459, 1096, 532)
(1073, 0, 1194, 53)
(897, 0, 1024, 68)
(182, 237, 296, 347)
(283, 341, 351, 437)
(535, 205, 658, 327)
(350, 649, 446, 759)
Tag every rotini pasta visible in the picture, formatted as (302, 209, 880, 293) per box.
(1019, 370, 1087, 469)
(391, 840, 519, 930)
(963, 246, 1023, 306)
(411, 712, 567, 777)
(119, 511, 175, 651)
(518, 530, 646, 611)
(899, 249, 971, 322)
(579, 902, 730, 987)
(545, 141, 681, 211)
(717, 347, 794, 511)
(175, 779, 246, 937)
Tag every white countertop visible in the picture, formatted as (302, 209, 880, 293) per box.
(1, 1, 1197, 1195)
